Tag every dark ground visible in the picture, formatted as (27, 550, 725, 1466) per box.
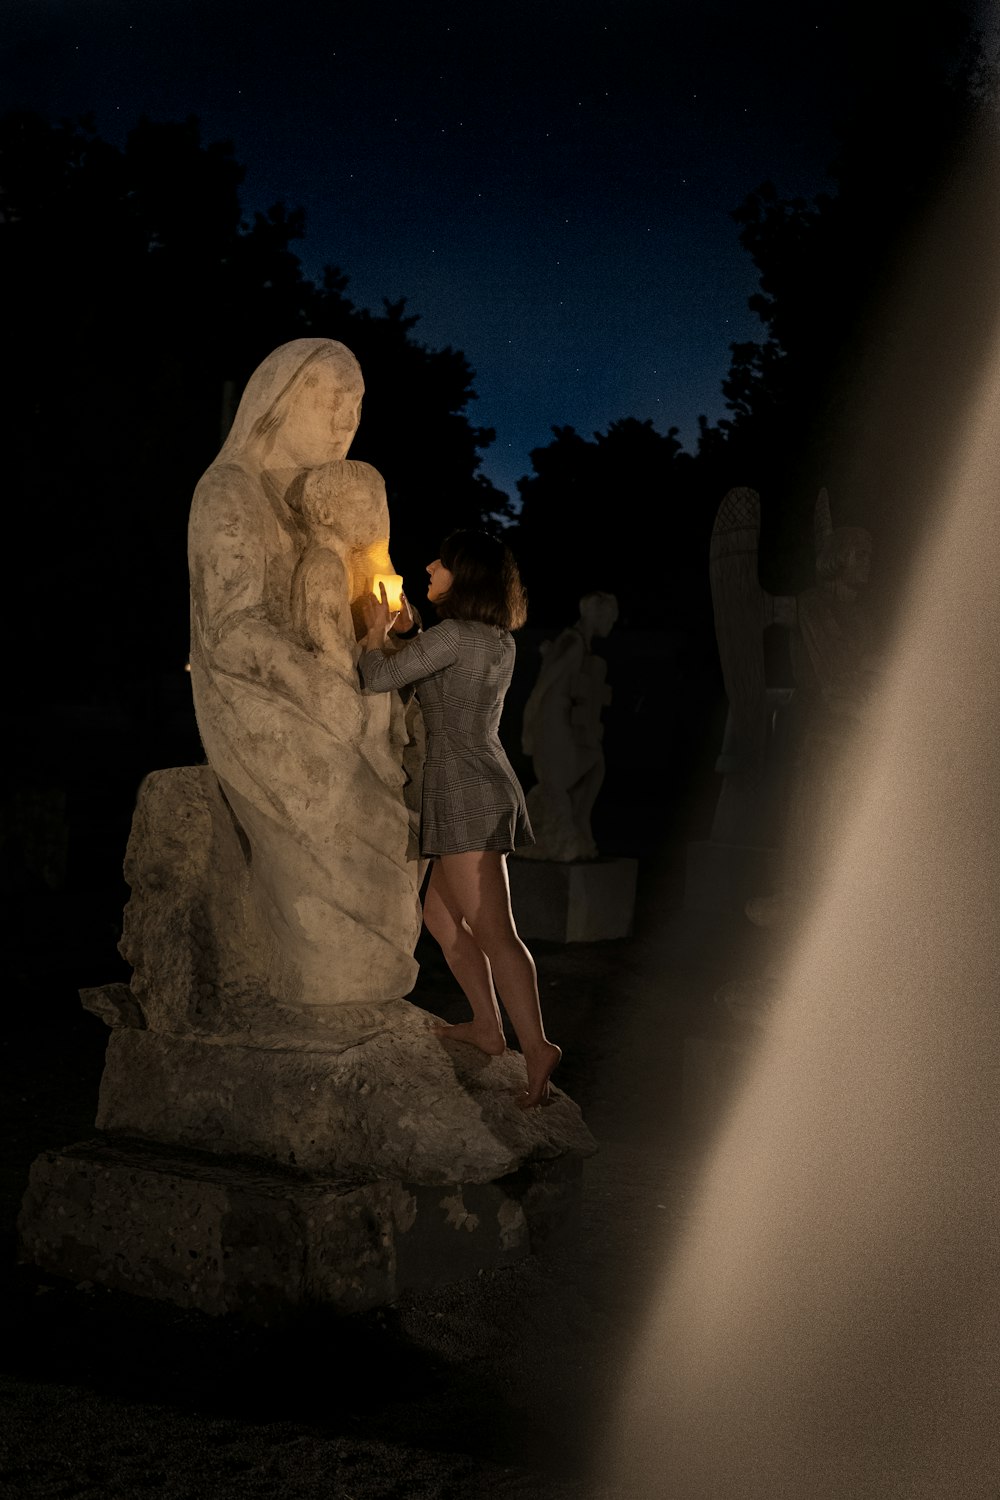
(0, 839, 775, 1500)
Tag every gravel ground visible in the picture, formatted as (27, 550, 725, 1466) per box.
(0, 876, 772, 1500)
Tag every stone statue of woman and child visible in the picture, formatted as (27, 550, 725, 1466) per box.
(18, 339, 593, 1315)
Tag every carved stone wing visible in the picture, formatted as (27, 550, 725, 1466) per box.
(814, 485, 833, 572)
(710, 487, 769, 781)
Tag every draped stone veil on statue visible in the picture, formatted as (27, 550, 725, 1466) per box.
(188, 338, 424, 1009)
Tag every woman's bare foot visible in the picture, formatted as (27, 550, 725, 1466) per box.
(519, 1041, 562, 1108)
(433, 1021, 507, 1056)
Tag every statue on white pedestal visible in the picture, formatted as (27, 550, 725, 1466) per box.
(519, 592, 619, 862)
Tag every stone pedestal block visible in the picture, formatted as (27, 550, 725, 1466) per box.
(18, 1139, 583, 1320)
(683, 840, 779, 914)
(508, 857, 638, 942)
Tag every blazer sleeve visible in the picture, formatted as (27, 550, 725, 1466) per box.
(358, 622, 460, 693)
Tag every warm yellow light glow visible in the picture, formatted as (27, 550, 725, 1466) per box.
(371, 572, 404, 612)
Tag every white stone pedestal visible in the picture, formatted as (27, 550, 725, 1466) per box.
(508, 857, 638, 942)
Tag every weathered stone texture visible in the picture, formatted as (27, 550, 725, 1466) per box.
(95, 1001, 595, 1183)
(18, 1140, 579, 1318)
(116, 765, 269, 1035)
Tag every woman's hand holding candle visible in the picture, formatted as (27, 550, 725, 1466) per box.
(361, 581, 399, 652)
(390, 591, 417, 635)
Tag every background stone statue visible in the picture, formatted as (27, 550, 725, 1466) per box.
(711, 486, 881, 1021)
(184, 337, 423, 1013)
(754, 488, 878, 920)
(707, 486, 797, 850)
(790, 487, 876, 723)
(520, 591, 619, 862)
(708, 486, 877, 884)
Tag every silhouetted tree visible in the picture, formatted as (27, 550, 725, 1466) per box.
(713, 2, 997, 597)
(510, 417, 715, 628)
(0, 111, 507, 715)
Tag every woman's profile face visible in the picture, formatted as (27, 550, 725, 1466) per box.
(426, 558, 454, 602)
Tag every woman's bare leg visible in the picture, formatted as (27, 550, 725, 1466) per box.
(422, 860, 505, 1054)
(436, 851, 561, 1107)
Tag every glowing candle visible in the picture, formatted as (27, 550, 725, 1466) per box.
(372, 572, 405, 612)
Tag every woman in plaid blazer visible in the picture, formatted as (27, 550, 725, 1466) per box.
(359, 531, 561, 1108)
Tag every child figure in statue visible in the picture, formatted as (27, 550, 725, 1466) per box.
(358, 531, 561, 1109)
(290, 459, 390, 672)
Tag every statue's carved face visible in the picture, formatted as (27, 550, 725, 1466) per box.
(276, 370, 363, 468)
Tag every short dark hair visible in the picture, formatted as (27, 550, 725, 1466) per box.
(436, 530, 528, 630)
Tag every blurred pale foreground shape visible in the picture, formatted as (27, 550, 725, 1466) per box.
(605, 336, 1000, 1496)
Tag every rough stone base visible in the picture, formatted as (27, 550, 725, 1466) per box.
(17, 1138, 582, 1321)
(683, 840, 779, 914)
(508, 857, 638, 942)
(89, 1003, 595, 1184)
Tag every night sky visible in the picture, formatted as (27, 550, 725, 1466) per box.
(3, 0, 993, 501)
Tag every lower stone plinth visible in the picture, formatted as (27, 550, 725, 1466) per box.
(17, 1138, 582, 1320)
(508, 857, 638, 942)
(683, 840, 779, 914)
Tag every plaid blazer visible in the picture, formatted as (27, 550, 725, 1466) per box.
(359, 619, 533, 856)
